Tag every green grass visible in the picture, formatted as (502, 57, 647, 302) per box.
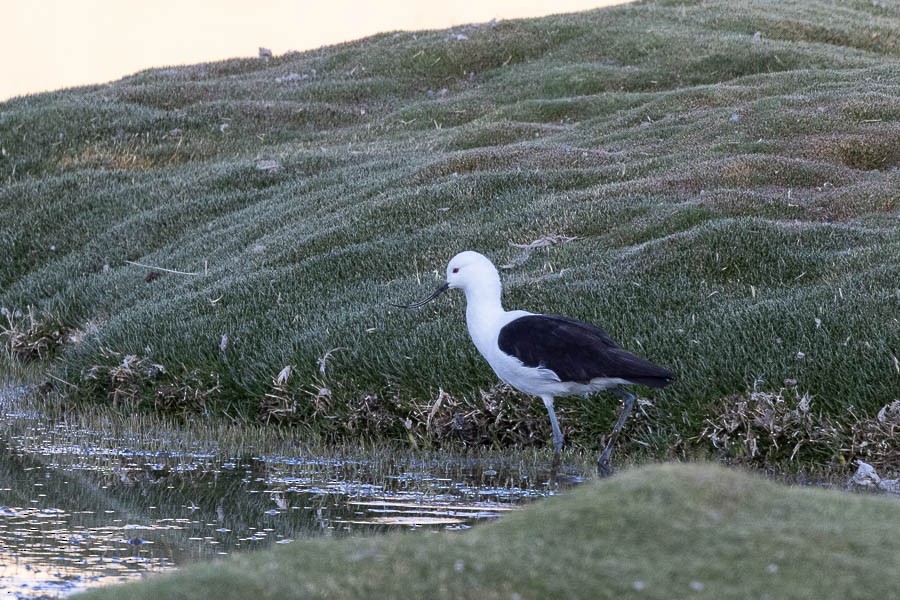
(74, 462, 900, 599)
(1, 0, 899, 471)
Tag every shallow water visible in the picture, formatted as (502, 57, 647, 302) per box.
(0, 400, 582, 598)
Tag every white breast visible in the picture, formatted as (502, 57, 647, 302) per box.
(464, 309, 560, 396)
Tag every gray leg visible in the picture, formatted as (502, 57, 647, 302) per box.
(597, 387, 635, 477)
(541, 396, 564, 453)
(549, 450, 561, 486)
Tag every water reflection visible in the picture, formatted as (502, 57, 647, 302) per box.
(0, 415, 582, 597)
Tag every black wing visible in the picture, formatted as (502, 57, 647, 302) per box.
(497, 314, 674, 387)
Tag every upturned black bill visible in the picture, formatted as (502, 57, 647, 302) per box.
(392, 282, 450, 309)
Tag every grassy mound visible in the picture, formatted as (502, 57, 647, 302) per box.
(74, 463, 900, 599)
(1, 0, 899, 470)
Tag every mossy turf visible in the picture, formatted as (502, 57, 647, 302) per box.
(1, 0, 899, 469)
(74, 463, 900, 600)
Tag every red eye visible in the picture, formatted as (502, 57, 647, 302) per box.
(452, 267, 459, 274)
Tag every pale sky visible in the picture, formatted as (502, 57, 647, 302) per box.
(1, 0, 628, 101)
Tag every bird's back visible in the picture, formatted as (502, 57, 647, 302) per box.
(497, 314, 674, 387)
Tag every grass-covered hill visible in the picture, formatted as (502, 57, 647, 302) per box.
(2, 0, 898, 471)
(75, 463, 900, 599)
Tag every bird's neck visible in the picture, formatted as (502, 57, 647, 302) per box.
(464, 281, 506, 353)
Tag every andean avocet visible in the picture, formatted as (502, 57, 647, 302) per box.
(396, 250, 675, 476)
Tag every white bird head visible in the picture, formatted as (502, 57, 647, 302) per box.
(394, 250, 501, 309)
(445, 251, 500, 292)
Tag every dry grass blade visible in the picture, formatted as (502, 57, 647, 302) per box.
(259, 365, 297, 423)
(316, 347, 347, 376)
(276, 364, 293, 385)
(124, 260, 200, 276)
(509, 234, 578, 249)
(426, 388, 449, 435)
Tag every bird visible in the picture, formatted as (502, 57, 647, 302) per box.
(395, 250, 674, 476)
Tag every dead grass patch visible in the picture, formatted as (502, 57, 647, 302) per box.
(833, 131, 900, 171)
(154, 371, 222, 417)
(57, 141, 192, 171)
(83, 348, 166, 409)
(849, 400, 900, 473)
(407, 385, 550, 448)
(700, 388, 900, 474)
(0, 306, 69, 362)
(82, 348, 220, 415)
(255, 380, 554, 449)
(698, 387, 845, 468)
(257, 365, 333, 427)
